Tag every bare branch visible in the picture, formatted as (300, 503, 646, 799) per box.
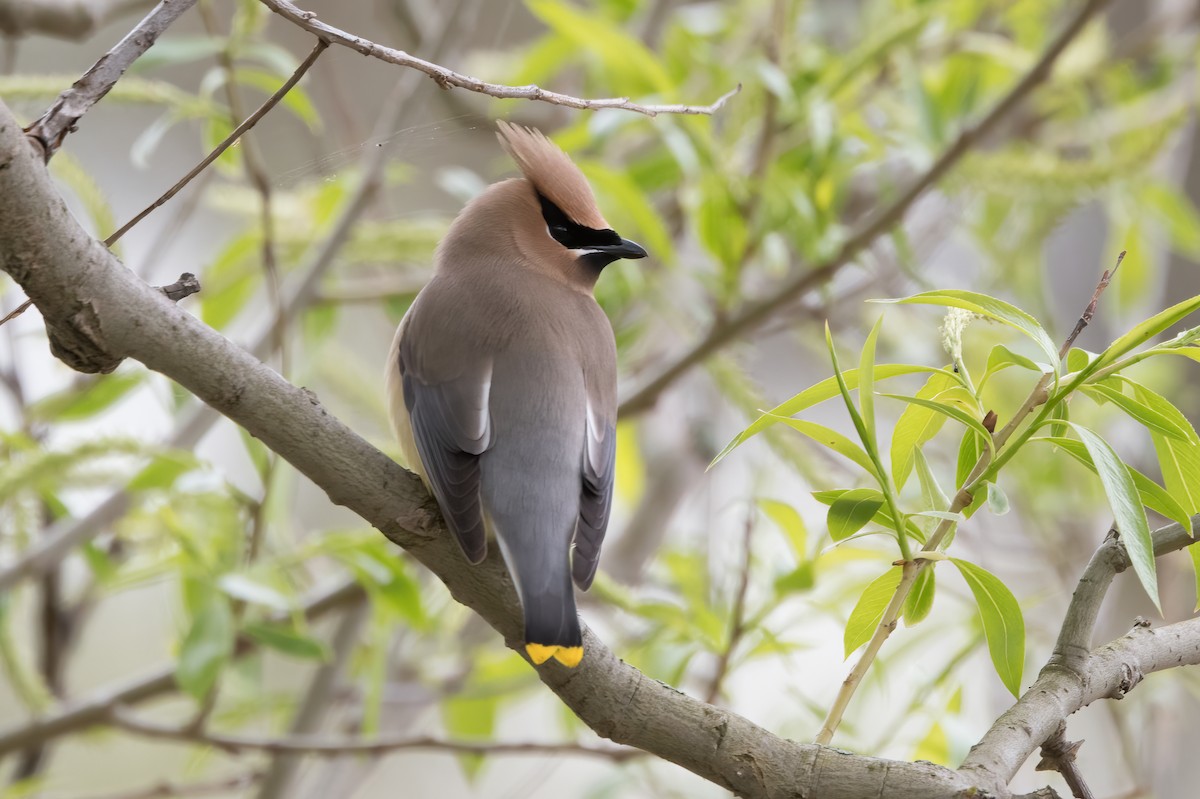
(257, 0, 739, 117)
(110, 707, 640, 760)
(0, 296, 32, 327)
(618, 0, 1113, 418)
(63, 772, 261, 799)
(0, 0, 157, 41)
(1035, 723, 1095, 799)
(958, 516, 1200, 793)
(105, 38, 328, 246)
(23, 0, 198, 158)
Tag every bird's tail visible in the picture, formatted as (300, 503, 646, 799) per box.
(522, 575, 583, 668)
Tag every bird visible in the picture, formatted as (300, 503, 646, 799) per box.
(386, 121, 647, 668)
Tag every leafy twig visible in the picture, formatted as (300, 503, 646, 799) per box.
(618, 0, 1113, 418)
(23, 0, 198, 158)
(815, 248, 1125, 745)
(257, 0, 740, 117)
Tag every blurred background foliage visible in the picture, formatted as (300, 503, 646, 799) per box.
(0, 0, 1199, 797)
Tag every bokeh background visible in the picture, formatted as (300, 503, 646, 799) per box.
(1, 0, 1199, 797)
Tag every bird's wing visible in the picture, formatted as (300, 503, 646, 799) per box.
(572, 366, 617, 591)
(399, 312, 493, 564)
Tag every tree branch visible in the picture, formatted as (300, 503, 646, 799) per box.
(109, 707, 640, 760)
(617, 0, 1112, 418)
(22, 0, 197, 157)
(958, 516, 1200, 793)
(0, 0, 156, 41)
(256, 0, 740, 117)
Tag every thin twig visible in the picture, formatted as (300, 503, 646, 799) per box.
(197, 0, 285, 376)
(0, 297, 33, 327)
(618, 0, 1113, 418)
(1036, 722, 1096, 799)
(23, 0, 198, 158)
(814, 245, 1125, 746)
(704, 512, 755, 705)
(57, 771, 262, 799)
(105, 38, 328, 246)
(109, 707, 640, 760)
(257, 0, 739, 117)
(1058, 250, 1125, 360)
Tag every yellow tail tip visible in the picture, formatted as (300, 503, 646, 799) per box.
(524, 643, 584, 667)
(553, 646, 583, 668)
(525, 643, 557, 664)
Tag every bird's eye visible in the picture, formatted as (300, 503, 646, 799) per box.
(550, 224, 568, 234)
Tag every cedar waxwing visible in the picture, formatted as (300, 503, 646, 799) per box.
(386, 121, 647, 668)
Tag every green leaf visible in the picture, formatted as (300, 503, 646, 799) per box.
(880, 393, 994, 463)
(956, 429, 983, 491)
(762, 414, 878, 477)
(442, 694, 497, 780)
(1032, 436, 1193, 535)
(844, 566, 902, 658)
(1139, 181, 1200, 258)
(242, 621, 330, 660)
(217, 574, 291, 611)
(1096, 294, 1200, 370)
(711, 364, 939, 466)
(1072, 424, 1160, 611)
(986, 482, 1010, 516)
(759, 499, 807, 559)
(891, 372, 956, 489)
(950, 558, 1024, 697)
(858, 315, 885, 449)
(904, 567, 936, 627)
(128, 451, 198, 492)
(874, 290, 1059, 368)
(176, 592, 235, 699)
(914, 447, 951, 513)
(775, 562, 816, 595)
(828, 489, 885, 541)
(1190, 545, 1200, 612)
(984, 343, 1041, 378)
(1081, 383, 1191, 440)
(28, 371, 144, 421)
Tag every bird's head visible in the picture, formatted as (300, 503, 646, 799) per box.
(431, 122, 644, 290)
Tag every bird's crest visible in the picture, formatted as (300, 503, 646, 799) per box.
(497, 121, 608, 231)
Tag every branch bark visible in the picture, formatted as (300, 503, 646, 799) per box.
(256, 0, 739, 117)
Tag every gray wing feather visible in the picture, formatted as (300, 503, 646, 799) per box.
(572, 402, 616, 590)
(400, 348, 493, 564)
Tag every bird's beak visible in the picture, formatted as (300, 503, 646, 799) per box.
(593, 237, 648, 260)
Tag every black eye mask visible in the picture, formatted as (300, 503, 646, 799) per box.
(536, 192, 648, 268)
